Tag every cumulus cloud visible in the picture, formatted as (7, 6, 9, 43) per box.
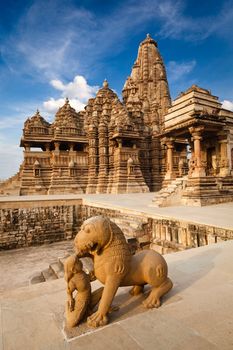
(167, 60, 196, 82)
(222, 100, 233, 111)
(43, 75, 99, 114)
(50, 76, 99, 101)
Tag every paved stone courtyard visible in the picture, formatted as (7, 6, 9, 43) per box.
(0, 240, 233, 349)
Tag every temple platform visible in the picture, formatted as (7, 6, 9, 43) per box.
(0, 240, 233, 349)
(1, 192, 233, 230)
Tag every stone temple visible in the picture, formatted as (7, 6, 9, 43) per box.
(1, 34, 233, 205)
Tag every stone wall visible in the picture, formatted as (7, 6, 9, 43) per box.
(1, 197, 233, 252)
(0, 198, 82, 250)
(80, 205, 233, 254)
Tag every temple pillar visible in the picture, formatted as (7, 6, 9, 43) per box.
(218, 139, 229, 176)
(86, 125, 98, 193)
(164, 138, 175, 180)
(96, 122, 109, 193)
(189, 127, 206, 177)
(24, 143, 31, 152)
(54, 142, 60, 152)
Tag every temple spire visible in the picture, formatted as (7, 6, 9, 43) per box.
(122, 34, 170, 127)
(103, 79, 109, 88)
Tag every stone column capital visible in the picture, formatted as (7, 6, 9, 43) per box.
(161, 137, 175, 148)
(189, 126, 205, 138)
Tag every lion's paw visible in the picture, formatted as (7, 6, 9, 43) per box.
(142, 297, 161, 309)
(87, 311, 108, 328)
(129, 285, 144, 296)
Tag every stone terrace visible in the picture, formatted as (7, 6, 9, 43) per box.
(0, 240, 232, 349)
(0, 193, 233, 252)
(1, 193, 233, 229)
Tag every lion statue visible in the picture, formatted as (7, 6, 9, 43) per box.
(74, 216, 173, 328)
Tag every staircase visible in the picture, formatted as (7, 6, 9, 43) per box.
(30, 256, 94, 284)
(0, 168, 22, 196)
(152, 176, 188, 207)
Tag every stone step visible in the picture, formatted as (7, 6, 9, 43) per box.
(58, 257, 67, 266)
(49, 262, 64, 279)
(30, 273, 45, 284)
(42, 267, 57, 282)
(112, 217, 144, 226)
(167, 185, 177, 190)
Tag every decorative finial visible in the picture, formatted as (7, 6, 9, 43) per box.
(65, 97, 69, 104)
(36, 109, 40, 115)
(146, 33, 150, 38)
(103, 79, 108, 88)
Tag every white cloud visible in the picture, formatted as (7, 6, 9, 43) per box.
(1, 0, 233, 83)
(157, 0, 233, 41)
(43, 75, 99, 114)
(50, 75, 98, 101)
(222, 100, 233, 111)
(167, 60, 196, 82)
(43, 98, 66, 114)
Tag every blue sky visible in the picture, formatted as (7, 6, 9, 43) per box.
(1, 0, 233, 179)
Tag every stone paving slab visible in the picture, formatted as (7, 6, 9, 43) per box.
(0, 240, 233, 349)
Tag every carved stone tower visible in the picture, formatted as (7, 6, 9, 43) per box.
(122, 34, 171, 190)
(122, 34, 171, 128)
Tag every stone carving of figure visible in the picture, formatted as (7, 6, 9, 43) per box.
(127, 157, 134, 175)
(64, 255, 103, 328)
(178, 158, 184, 176)
(74, 216, 173, 328)
(188, 155, 196, 176)
(178, 158, 187, 176)
(212, 155, 217, 175)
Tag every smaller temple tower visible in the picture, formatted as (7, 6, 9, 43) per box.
(20, 100, 89, 195)
(84, 80, 149, 194)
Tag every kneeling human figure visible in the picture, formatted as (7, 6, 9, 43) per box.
(64, 255, 103, 328)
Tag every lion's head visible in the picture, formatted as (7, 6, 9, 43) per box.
(74, 216, 113, 256)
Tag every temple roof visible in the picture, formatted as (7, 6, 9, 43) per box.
(24, 110, 50, 130)
(95, 79, 117, 99)
(53, 98, 82, 130)
(140, 33, 157, 47)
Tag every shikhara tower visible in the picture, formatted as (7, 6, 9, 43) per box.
(123, 34, 171, 128)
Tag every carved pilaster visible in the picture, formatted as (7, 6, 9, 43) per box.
(86, 125, 98, 193)
(218, 138, 230, 176)
(189, 126, 206, 177)
(96, 122, 109, 193)
(163, 138, 175, 180)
